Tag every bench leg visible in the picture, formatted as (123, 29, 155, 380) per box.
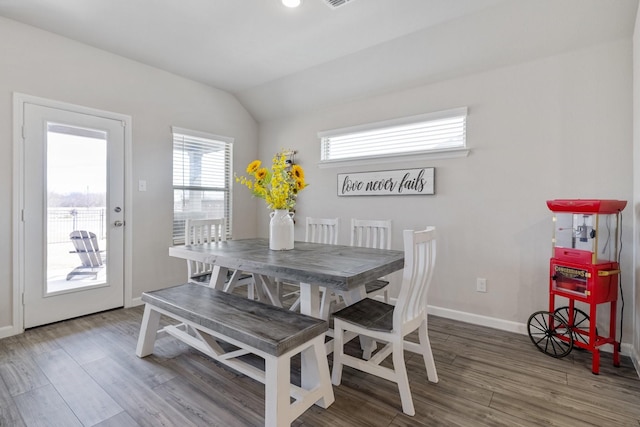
(136, 304, 161, 357)
(264, 354, 291, 427)
(265, 336, 334, 427)
(302, 336, 335, 409)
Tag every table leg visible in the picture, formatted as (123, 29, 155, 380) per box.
(299, 282, 327, 399)
(299, 282, 321, 318)
(340, 286, 376, 359)
(208, 266, 229, 290)
(254, 275, 283, 307)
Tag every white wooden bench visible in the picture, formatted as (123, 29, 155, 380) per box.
(136, 283, 334, 427)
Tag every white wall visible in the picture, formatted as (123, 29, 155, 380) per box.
(259, 39, 635, 344)
(0, 17, 259, 335)
(1, 15, 636, 359)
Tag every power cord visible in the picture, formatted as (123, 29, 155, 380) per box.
(617, 209, 624, 352)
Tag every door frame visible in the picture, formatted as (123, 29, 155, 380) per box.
(11, 92, 134, 335)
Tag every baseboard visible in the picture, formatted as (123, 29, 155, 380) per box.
(0, 299, 144, 340)
(427, 304, 527, 335)
(630, 345, 640, 379)
(425, 303, 636, 360)
(0, 324, 22, 340)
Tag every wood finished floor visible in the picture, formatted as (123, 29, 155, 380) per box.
(0, 304, 638, 427)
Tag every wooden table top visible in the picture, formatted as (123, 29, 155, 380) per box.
(169, 238, 405, 292)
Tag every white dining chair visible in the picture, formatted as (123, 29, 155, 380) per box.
(185, 218, 254, 298)
(287, 217, 340, 315)
(350, 218, 392, 303)
(305, 217, 339, 245)
(331, 227, 438, 416)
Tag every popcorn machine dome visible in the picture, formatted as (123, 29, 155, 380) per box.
(527, 199, 626, 375)
(547, 199, 626, 266)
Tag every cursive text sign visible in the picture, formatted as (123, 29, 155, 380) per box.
(337, 168, 435, 196)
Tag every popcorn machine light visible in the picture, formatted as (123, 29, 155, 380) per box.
(527, 199, 626, 374)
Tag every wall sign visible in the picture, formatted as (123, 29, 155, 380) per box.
(337, 167, 435, 196)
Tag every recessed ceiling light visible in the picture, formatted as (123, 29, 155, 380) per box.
(282, 0, 301, 8)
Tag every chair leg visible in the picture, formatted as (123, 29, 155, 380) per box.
(392, 339, 415, 416)
(418, 319, 439, 383)
(331, 322, 345, 385)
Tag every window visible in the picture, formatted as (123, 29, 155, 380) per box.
(318, 107, 468, 166)
(172, 127, 233, 244)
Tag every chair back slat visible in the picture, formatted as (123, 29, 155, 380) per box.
(350, 219, 392, 250)
(394, 227, 436, 327)
(185, 218, 226, 279)
(305, 217, 339, 244)
(69, 230, 103, 267)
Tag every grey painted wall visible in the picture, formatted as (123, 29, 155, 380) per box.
(0, 17, 259, 336)
(258, 38, 635, 350)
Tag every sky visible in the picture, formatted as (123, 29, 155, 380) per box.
(47, 131, 107, 195)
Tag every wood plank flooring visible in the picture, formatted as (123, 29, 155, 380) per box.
(0, 304, 638, 426)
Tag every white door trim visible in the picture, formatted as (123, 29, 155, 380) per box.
(11, 92, 133, 336)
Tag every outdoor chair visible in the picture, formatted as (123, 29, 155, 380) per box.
(66, 230, 105, 280)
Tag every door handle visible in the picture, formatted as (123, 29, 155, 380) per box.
(114, 220, 124, 227)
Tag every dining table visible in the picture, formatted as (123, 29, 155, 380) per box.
(169, 237, 405, 394)
(169, 237, 405, 319)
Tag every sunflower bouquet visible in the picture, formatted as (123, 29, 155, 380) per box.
(236, 152, 307, 210)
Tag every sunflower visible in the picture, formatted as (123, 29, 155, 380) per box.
(246, 160, 261, 174)
(255, 168, 268, 180)
(291, 164, 304, 180)
(235, 151, 308, 210)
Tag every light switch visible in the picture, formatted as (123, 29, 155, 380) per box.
(138, 180, 147, 192)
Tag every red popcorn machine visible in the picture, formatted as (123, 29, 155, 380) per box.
(527, 199, 626, 374)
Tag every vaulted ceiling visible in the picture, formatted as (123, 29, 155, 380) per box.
(0, 0, 637, 122)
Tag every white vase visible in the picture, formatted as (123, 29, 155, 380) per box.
(269, 209, 294, 250)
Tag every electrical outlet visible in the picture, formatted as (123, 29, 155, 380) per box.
(476, 278, 487, 293)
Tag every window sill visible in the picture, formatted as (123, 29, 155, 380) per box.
(317, 147, 470, 169)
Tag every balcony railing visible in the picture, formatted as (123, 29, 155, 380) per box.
(48, 207, 106, 244)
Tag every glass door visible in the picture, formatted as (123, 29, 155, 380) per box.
(22, 102, 125, 328)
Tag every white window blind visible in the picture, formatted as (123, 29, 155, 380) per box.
(172, 127, 233, 244)
(318, 107, 467, 164)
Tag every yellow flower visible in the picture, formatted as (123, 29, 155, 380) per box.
(247, 160, 261, 174)
(235, 150, 308, 210)
(255, 168, 268, 180)
(292, 164, 304, 180)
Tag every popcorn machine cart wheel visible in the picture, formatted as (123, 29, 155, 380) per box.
(526, 199, 626, 375)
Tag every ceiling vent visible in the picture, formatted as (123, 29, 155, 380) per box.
(323, 0, 355, 9)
